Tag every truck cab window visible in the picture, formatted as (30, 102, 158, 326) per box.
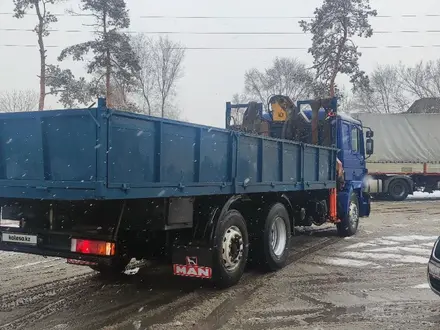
(342, 123, 351, 151)
(351, 127, 359, 153)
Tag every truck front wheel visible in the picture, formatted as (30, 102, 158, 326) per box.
(212, 210, 249, 288)
(337, 192, 359, 237)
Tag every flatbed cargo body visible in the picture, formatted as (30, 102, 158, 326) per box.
(0, 100, 336, 201)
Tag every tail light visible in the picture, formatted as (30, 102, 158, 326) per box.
(71, 238, 115, 256)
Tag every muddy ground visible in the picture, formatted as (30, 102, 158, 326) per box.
(1, 198, 440, 330)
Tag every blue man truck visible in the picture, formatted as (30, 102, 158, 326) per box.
(0, 96, 372, 288)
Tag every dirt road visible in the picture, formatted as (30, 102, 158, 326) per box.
(1, 199, 440, 330)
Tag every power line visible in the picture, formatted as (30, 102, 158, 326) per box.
(2, 44, 440, 50)
(1, 12, 440, 19)
(2, 28, 440, 35)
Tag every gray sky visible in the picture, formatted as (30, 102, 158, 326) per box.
(0, 0, 439, 127)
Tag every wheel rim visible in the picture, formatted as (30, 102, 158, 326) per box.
(270, 216, 287, 257)
(391, 183, 405, 197)
(221, 225, 244, 272)
(349, 201, 359, 228)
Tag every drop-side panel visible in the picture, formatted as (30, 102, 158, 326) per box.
(0, 109, 100, 200)
(106, 111, 337, 199)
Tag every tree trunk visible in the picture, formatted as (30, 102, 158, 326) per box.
(106, 51, 111, 107)
(141, 87, 151, 115)
(329, 26, 348, 98)
(103, 7, 111, 107)
(35, 2, 46, 111)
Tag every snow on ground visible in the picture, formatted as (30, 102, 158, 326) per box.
(312, 234, 437, 269)
(408, 191, 440, 199)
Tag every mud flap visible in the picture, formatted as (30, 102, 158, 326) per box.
(171, 245, 214, 279)
(337, 187, 353, 221)
(360, 191, 371, 217)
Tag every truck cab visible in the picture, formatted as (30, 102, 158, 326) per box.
(301, 109, 373, 219)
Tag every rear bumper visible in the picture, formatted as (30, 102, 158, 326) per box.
(0, 229, 117, 266)
(0, 242, 114, 265)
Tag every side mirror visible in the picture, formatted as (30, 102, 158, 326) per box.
(366, 130, 374, 138)
(366, 138, 374, 155)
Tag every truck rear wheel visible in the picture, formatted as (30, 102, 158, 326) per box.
(337, 192, 359, 237)
(388, 179, 409, 201)
(212, 210, 249, 288)
(259, 203, 291, 271)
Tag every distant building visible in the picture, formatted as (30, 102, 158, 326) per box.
(406, 98, 440, 114)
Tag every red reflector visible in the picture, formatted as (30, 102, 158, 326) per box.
(71, 239, 115, 256)
(66, 258, 98, 266)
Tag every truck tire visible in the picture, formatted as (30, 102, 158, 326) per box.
(388, 179, 409, 201)
(212, 209, 249, 288)
(337, 192, 359, 237)
(260, 203, 291, 271)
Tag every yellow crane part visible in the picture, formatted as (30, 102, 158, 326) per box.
(271, 102, 288, 122)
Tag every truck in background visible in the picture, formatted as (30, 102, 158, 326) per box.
(0, 97, 371, 288)
(354, 113, 440, 201)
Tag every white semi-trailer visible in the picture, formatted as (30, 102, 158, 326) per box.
(355, 113, 440, 201)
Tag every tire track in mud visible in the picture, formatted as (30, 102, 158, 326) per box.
(193, 235, 341, 330)
(20, 264, 213, 330)
(0, 253, 92, 300)
(0, 261, 160, 330)
(70, 269, 221, 330)
(0, 279, 104, 330)
(0, 288, 92, 330)
(0, 231, 339, 330)
(0, 273, 95, 312)
(86, 234, 338, 330)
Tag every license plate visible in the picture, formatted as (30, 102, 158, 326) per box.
(1, 233, 37, 245)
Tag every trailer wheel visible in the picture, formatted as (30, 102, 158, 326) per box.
(388, 179, 409, 201)
(337, 192, 359, 237)
(212, 210, 249, 288)
(259, 203, 291, 271)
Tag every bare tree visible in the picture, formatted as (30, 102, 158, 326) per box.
(244, 57, 314, 108)
(399, 60, 440, 99)
(131, 35, 185, 118)
(336, 86, 356, 113)
(0, 90, 39, 112)
(354, 65, 412, 113)
(131, 35, 157, 115)
(153, 36, 185, 118)
(13, 0, 61, 110)
(300, 0, 377, 97)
